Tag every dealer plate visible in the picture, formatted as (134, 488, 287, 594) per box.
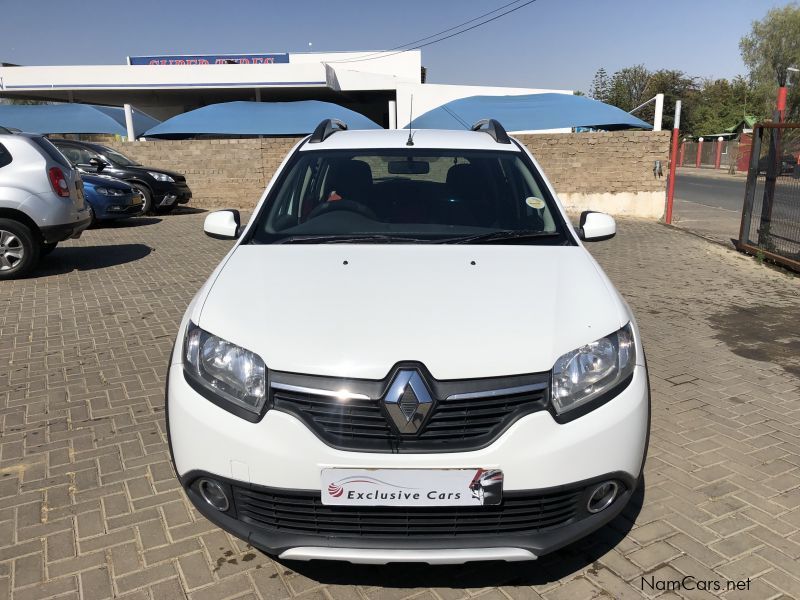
(321, 468, 503, 507)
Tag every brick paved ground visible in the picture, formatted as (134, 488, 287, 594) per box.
(1, 210, 799, 599)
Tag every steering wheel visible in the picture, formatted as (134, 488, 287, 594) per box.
(306, 199, 378, 222)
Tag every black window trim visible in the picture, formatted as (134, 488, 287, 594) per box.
(0, 142, 12, 169)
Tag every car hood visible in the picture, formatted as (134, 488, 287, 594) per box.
(197, 244, 627, 380)
(80, 172, 132, 190)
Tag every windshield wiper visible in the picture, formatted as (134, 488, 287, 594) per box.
(272, 234, 433, 244)
(437, 230, 563, 244)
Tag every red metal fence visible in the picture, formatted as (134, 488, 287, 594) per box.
(679, 138, 745, 171)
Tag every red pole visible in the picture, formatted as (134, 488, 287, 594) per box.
(714, 137, 722, 169)
(777, 86, 787, 122)
(696, 138, 703, 168)
(679, 140, 685, 167)
(665, 101, 681, 225)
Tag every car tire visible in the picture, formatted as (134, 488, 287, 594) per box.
(0, 218, 40, 280)
(40, 241, 58, 256)
(88, 205, 97, 228)
(132, 184, 153, 214)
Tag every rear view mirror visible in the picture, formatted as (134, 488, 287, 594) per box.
(204, 210, 241, 240)
(578, 211, 616, 242)
(388, 160, 430, 175)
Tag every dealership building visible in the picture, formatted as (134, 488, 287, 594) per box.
(0, 50, 571, 130)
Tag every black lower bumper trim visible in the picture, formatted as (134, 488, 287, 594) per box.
(179, 469, 638, 559)
(40, 216, 91, 242)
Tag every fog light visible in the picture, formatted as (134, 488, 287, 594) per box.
(587, 481, 619, 513)
(198, 479, 229, 512)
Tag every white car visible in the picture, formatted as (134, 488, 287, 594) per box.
(166, 119, 650, 565)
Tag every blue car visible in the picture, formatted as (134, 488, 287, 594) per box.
(81, 173, 144, 224)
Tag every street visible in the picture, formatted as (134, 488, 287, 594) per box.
(675, 171, 745, 212)
(673, 170, 746, 245)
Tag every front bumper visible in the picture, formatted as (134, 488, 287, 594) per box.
(94, 198, 144, 220)
(154, 183, 192, 207)
(166, 362, 649, 562)
(179, 468, 639, 562)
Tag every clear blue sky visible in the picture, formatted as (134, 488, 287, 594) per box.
(1, 0, 791, 91)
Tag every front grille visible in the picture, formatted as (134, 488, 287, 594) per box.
(233, 485, 581, 538)
(271, 381, 548, 453)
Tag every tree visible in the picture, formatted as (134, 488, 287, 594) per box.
(740, 4, 800, 120)
(606, 64, 651, 112)
(589, 68, 610, 102)
(690, 77, 750, 135)
(642, 69, 698, 131)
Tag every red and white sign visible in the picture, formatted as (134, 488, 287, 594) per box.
(321, 468, 503, 507)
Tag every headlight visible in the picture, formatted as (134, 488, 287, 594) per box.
(95, 186, 126, 196)
(184, 322, 267, 414)
(147, 171, 175, 183)
(551, 323, 635, 416)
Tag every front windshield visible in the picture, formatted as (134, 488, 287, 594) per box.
(248, 149, 572, 245)
(100, 146, 140, 167)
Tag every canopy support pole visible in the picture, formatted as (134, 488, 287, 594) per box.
(124, 104, 135, 141)
(654, 93, 663, 131)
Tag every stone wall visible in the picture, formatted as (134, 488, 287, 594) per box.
(106, 131, 671, 217)
(105, 138, 302, 210)
(516, 130, 672, 218)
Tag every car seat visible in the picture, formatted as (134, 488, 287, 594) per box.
(324, 159, 373, 204)
(444, 164, 495, 226)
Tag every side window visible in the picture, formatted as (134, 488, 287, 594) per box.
(268, 157, 321, 231)
(60, 146, 96, 165)
(0, 143, 11, 169)
(57, 145, 82, 165)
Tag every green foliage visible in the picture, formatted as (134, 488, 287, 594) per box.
(587, 65, 698, 131)
(606, 64, 651, 112)
(589, 68, 610, 102)
(740, 3, 800, 121)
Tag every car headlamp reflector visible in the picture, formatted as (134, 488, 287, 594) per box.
(147, 171, 175, 182)
(184, 322, 267, 413)
(95, 186, 126, 196)
(551, 323, 635, 415)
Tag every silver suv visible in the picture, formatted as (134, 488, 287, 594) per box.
(0, 132, 92, 279)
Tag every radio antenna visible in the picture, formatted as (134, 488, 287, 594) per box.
(406, 94, 415, 146)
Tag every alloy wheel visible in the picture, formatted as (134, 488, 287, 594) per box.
(0, 229, 24, 271)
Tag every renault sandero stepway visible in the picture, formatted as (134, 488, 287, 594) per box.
(166, 119, 650, 565)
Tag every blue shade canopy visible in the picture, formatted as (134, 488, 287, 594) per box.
(0, 103, 159, 137)
(144, 101, 380, 138)
(406, 93, 652, 131)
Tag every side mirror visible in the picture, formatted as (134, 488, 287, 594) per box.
(88, 157, 106, 172)
(578, 211, 616, 242)
(204, 210, 241, 240)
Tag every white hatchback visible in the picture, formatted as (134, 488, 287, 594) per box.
(166, 119, 650, 565)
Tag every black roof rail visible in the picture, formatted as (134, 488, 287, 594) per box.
(471, 119, 511, 144)
(309, 119, 348, 143)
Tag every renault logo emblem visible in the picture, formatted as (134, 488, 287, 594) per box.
(383, 370, 434, 434)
